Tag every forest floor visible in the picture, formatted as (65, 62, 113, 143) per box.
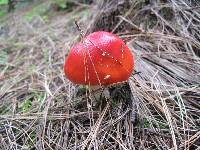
(0, 0, 200, 149)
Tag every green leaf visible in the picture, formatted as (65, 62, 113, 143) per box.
(42, 15, 49, 23)
(0, 0, 8, 5)
(59, 3, 66, 9)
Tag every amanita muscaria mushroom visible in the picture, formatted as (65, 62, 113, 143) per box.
(64, 31, 134, 86)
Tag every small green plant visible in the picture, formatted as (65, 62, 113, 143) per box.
(20, 99, 32, 112)
(143, 118, 151, 128)
(35, 92, 46, 104)
(24, 3, 49, 21)
(52, 0, 77, 11)
(18, 92, 45, 113)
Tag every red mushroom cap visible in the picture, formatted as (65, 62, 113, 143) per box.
(64, 31, 134, 85)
